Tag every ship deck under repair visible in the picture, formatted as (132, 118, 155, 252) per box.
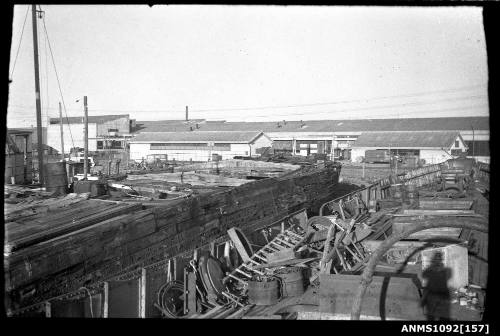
(4, 159, 488, 320)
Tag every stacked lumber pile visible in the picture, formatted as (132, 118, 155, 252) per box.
(5, 196, 142, 252)
(126, 171, 251, 187)
(4, 185, 55, 205)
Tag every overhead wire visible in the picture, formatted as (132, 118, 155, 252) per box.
(7, 91, 488, 117)
(39, 6, 75, 150)
(9, 5, 30, 80)
(230, 95, 488, 119)
(187, 84, 487, 113)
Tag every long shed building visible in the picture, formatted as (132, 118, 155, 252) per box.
(128, 131, 272, 162)
(131, 116, 489, 163)
(350, 131, 468, 165)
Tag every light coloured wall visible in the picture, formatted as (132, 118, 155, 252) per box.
(419, 150, 453, 165)
(129, 143, 256, 162)
(230, 144, 252, 157)
(351, 147, 458, 164)
(350, 148, 366, 162)
(249, 134, 273, 155)
(452, 136, 468, 151)
(467, 156, 490, 164)
(47, 123, 98, 153)
(459, 130, 489, 141)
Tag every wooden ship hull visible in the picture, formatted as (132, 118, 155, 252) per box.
(4, 160, 341, 312)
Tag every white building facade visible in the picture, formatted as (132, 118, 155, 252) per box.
(351, 131, 468, 165)
(129, 131, 272, 162)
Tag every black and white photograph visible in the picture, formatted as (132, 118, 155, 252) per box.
(4, 4, 491, 323)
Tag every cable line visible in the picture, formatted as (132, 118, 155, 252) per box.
(7, 92, 487, 116)
(39, 7, 75, 150)
(188, 84, 487, 113)
(9, 6, 30, 80)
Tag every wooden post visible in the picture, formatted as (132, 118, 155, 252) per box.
(139, 268, 146, 318)
(83, 96, 88, 179)
(173, 257, 177, 281)
(103, 282, 109, 318)
(209, 242, 216, 257)
(44, 301, 51, 318)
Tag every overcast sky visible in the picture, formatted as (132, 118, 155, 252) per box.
(7, 5, 489, 127)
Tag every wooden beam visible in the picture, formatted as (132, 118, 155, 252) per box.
(227, 228, 252, 263)
(103, 282, 109, 318)
(139, 268, 146, 318)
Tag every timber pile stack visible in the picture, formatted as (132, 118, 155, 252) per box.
(4, 185, 55, 204)
(126, 171, 251, 187)
(4, 162, 341, 310)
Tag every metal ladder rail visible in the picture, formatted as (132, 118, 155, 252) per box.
(193, 229, 304, 319)
(223, 229, 304, 290)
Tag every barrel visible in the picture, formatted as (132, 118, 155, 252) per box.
(247, 279, 279, 305)
(44, 162, 68, 195)
(276, 267, 305, 298)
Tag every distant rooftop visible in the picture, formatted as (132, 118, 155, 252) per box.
(7, 128, 33, 134)
(133, 116, 489, 133)
(49, 114, 129, 125)
(130, 131, 265, 144)
(352, 131, 463, 148)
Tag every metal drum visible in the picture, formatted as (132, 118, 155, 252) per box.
(247, 279, 279, 306)
(44, 162, 68, 195)
(276, 267, 305, 298)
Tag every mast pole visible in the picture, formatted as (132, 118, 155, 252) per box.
(32, 4, 44, 185)
(83, 96, 88, 179)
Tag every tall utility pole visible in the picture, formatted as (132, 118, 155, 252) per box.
(471, 123, 475, 160)
(32, 5, 44, 185)
(83, 96, 88, 179)
(58, 102, 65, 161)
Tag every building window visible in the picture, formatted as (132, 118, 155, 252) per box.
(108, 128, 118, 133)
(97, 141, 103, 149)
(212, 143, 231, 151)
(150, 143, 208, 150)
(455, 140, 460, 148)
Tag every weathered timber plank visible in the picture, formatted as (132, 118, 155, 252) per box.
(7, 203, 143, 251)
(5, 202, 112, 240)
(418, 198, 474, 210)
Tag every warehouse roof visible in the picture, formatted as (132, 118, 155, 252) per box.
(130, 131, 266, 144)
(352, 131, 463, 148)
(49, 114, 129, 124)
(7, 128, 33, 135)
(133, 116, 489, 133)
